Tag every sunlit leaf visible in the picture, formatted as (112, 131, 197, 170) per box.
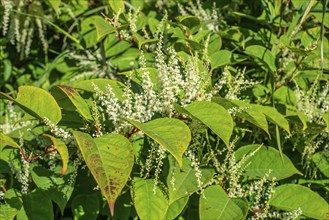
(200, 185, 245, 220)
(73, 131, 134, 216)
(126, 118, 191, 170)
(269, 184, 329, 219)
(185, 101, 233, 147)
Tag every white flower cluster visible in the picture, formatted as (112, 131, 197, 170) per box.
(43, 117, 73, 143)
(185, 149, 205, 198)
(69, 50, 107, 82)
(1, 0, 48, 58)
(214, 66, 258, 100)
(255, 208, 302, 220)
(128, 8, 139, 33)
(248, 171, 276, 213)
(0, 101, 32, 134)
(294, 80, 329, 123)
(178, 0, 223, 32)
(153, 146, 166, 194)
(1, 0, 12, 36)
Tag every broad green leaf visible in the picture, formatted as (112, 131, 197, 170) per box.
(253, 105, 291, 135)
(0, 133, 20, 151)
(108, 0, 124, 13)
(72, 79, 125, 101)
(73, 131, 134, 216)
(105, 40, 131, 58)
(23, 189, 54, 220)
(163, 197, 189, 220)
(245, 45, 276, 72)
(54, 85, 93, 121)
(176, 16, 200, 29)
(185, 101, 233, 147)
(131, 0, 144, 10)
(48, 0, 61, 17)
(167, 156, 214, 203)
(232, 198, 249, 219)
(43, 135, 69, 175)
(120, 67, 159, 91)
(210, 50, 232, 70)
(296, 110, 308, 130)
(80, 16, 98, 48)
(31, 166, 74, 214)
(132, 32, 157, 49)
(208, 34, 222, 55)
(312, 152, 329, 178)
(1, 189, 23, 220)
(126, 118, 191, 170)
(200, 185, 245, 220)
(235, 145, 302, 180)
(94, 16, 115, 41)
(7, 86, 61, 124)
(321, 112, 329, 132)
(72, 194, 100, 220)
(269, 184, 329, 219)
(212, 97, 269, 135)
(0, 204, 17, 220)
(133, 178, 168, 220)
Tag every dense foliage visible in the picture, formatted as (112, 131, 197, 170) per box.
(0, 0, 329, 219)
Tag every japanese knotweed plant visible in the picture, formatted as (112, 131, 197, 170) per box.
(1, 0, 329, 219)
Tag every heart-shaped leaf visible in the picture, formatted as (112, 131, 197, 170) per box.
(235, 144, 302, 180)
(0, 86, 62, 124)
(72, 131, 134, 216)
(184, 101, 233, 147)
(269, 184, 329, 219)
(126, 118, 191, 170)
(200, 185, 245, 220)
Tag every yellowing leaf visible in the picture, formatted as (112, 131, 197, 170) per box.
(72, 131, 134, 216)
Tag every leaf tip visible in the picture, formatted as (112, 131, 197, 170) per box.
(109, 202, 115, 217)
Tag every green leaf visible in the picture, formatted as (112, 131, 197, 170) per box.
(5, 86, 62, 124)
(72, 78, 125, 101)
(167, 156, 214, 203)
(200, 185, 245, 220)
(176, 16, 200, 29)
(71, 194, 100, 220)
(163, 197, 189, 220)
(43, 135, 69, 175)
(126, 118, 191, 170)
(108, 0, 125, 13)
(0, 204, 18, 220)
(321, 112, 329, 132)
(31, 166, 75, 214)
(133, 178, 168, 220)
(269, 184, 329, 219)
(184, 101, 233, 147)
(212, 97, 269, 135)
(54, 85, 93, 121)
(235, 145, 302, 180)
(253, 105, 291, 135)
(0, 133, 20, 151)
(207, 34, 222, 55)
(23, 189, 54, 220)
(245, 45, 276, 72)
(210, 50, 232, 70)
(106, 40, 132, 58)
(132, 32, 157, 49)
(47, 0, 61, 17)
(94, 16, 115, 41)
(72, 131, 134, 216)
(312, 152, 329, 178)
(80, 16, 97, 48)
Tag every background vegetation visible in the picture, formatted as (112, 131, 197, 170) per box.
(0, 0, 328, 219)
